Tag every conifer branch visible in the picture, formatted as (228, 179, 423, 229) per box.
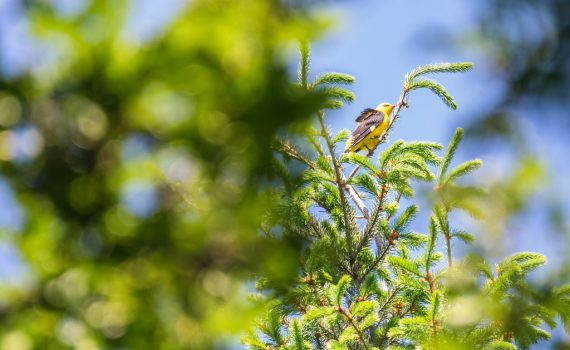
(317, 111, 356, 265)
(291, 319, 304, 350)
(360, 244, 391, 283)
(307, 217, 323, 238)
(405, 62, 474, 83)
(356, 184, 388, 256)
(445, 233, 452, 268)
(338, 306, 370, 350)
(438, 127, 464, 184)
(444, 158, 482, 185)
(317, 86, 356, 104)
(315, 334, 325, 350)
(424, 216, 438, 273)
(275, 139, 316, 169)
(434, 205, 453, 267)
(345, 183, 369, 219)
(299, 41, 310, 89)
(378, 286, 401, 317)
(314, 72, 356, 87)
(409, 78, 457, 110)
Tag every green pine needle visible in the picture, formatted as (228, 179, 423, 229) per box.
(488, 340, 517, 350)
(314, 72, 356, 86)
(339, 327, 358, 344)
(465, 254, 494, 280)
(499, 252, 547, 270)
(303, 306, 335, 323)
(336, 275, 352, 305)
(554, 285, 570, 297)
(433, 205, 448, 231)
(452, 230, 475, 244)
(333, 129, 351, 144)
(425, 216, 438, 270)
(318, 86, 356, 104)
(291, 319, 305, 350)
(359, 274, 379, 296)
(401, 232, 428, 249)
(299, 41, 310, 89)
(267, 308, 284, 344)
(302, 168, 334, 184)
(351, 174, 380, 196)
(406, 62, 474, 83)
(409, 78, 458, 110)
(388, 256, 421, 277)
(400, 157, 435, 181)
(394, 205, 419, 232)
(380, 140, 405, 168)
(342, 152, 377, 173)
(490, 252, 547, 295)
(327, 340, 347, 350)
(430, 291, 442, 322)
(316, 156, 334, 173)
(445, 159, 482, 184)
(352, 300, 378, 317)
(323, 100, 344, 110)
(438, 128, 464, 183)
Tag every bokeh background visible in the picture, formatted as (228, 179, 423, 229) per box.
(0, 0, 569, 349)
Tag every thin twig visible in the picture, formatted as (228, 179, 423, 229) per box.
(276, 139, 316, 169)
(345, 183, 369, 219)
(378, 286, 401, 317)
(373, 192, 402, 252)
(437, 207, 453, 268)
(357, 184, 387, 255)
(329, 156, 369, 219)
(317, 111, 355, 262)
(359, 244, 391, 283)
(338, 307, 370, 350)
(307, 217, 323, 238)
(315, 333, 325, 350)
(444, 230, 453, 268)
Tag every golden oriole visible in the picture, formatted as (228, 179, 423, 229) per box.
(344, 102, 396, 153)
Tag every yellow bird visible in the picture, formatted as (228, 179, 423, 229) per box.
(344, 102, 396, 153)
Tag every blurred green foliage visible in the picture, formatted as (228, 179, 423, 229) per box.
(462, 0, 570, 138)
(457, 6, 570, 347)
(0, 0, 328, 348)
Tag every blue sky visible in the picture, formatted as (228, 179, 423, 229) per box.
(311, 0, 493, 144)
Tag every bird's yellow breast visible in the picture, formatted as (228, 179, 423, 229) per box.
(353, 116, 390, 151)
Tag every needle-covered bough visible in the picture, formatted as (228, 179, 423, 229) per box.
(251, 44, 570, 350)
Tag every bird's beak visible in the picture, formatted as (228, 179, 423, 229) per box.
(391, 104, 397, 108)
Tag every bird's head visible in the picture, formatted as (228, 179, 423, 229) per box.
(375, 102, 396, 116)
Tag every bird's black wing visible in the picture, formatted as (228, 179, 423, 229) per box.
(355, 108, 377, 122)
(347, 111, 385, 151)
